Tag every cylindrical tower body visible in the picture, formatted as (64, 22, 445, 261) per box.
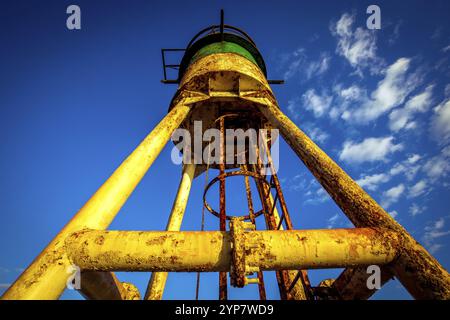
(169, 25, 276, 169)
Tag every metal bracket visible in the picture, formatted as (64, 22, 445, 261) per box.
(229, 218, 258, 287)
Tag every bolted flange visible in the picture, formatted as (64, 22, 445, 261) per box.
(229, 217, 258, 287)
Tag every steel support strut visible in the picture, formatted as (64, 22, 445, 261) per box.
(251, 97, 450, 299)
(145, 163, 196, 300)
(218, 117, 228, 300)
(331, 266, 394, 300)
(79, 271, 140, 300)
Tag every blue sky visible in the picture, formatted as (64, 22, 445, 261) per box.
(0, 0, 449, 300)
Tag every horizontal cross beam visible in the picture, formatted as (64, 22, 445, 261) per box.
(65, 228, 399, 273)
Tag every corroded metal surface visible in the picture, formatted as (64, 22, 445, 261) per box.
(64, 228, 398, 272)
(203, 170, 269, 220)
(79, 272, 141, 300)
(6, 22, 450, 301)
(121, 282, 141, 300)
(331, 266, 394, 300)
(218, 117, 228, 300)
(79, 271, 128, 300)
(66, 230, 231, 272)
(313, 279, 339, 300)
(244, 228, 399, 271)
(168, 53, 275, 170)
(177, 53, 273, 95)
(229, 218, 251, 288)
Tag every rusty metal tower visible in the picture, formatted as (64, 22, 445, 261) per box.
(2, 11, 450, 300)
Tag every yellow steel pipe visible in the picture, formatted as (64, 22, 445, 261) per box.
(1, 98, 203, 300)
(246, 228, 398, 271)
(252, 97, 450, 299)
(65, 228, 399, 272)
(145, 163, 196, 300)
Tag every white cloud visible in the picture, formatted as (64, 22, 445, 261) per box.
(430, 98, 450, 144)
(312, 187, 329, 204)
(284, 175, 329, 204)
(305, 52, 331, 79)
(287, 97, 301, 120)
(306, 127, 329, 144)
(348, 58, 421, 123)
(339, 136, 403, 164)
(303, 180, 330, 205)
(331, 84, 369, 120)
(340, 85, 365, 101)
(389, 85, 434, 131)
(389, 154, 422, 181)
(388, 21, 402, 45)
(281, 48, 330, 80)
(287, 173, 307, 192)
(389, 164, 405, 176)
(423, 218, 450, 254)
(331, 13, 382, 75)
(327, 213, 340, 229)
(355, 153, 424, 202)
(327, 59, 422, 124)
(407, 154, 421, 164)
(445, 84, 450, 97)
(408, 179, 428, 198)
(282, 48, 307, 80)
(389, 210, 399, 219)
(423, 146, 450, 182)
(409, 203, 426, 216)
(428, 244, 443, 254)
(301, 89, 333, 117)
(381, 183, 405, 208)
(356, 173, 390, 191)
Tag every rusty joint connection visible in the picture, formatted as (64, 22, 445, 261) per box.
(229, 218, 257, 287)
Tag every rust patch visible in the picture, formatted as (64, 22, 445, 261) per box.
(145, 235, 168, 246)
(348, 243, 360, 259)
(95, 235, 105, 245)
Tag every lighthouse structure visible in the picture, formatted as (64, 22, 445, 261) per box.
(2, 11, 450, 300)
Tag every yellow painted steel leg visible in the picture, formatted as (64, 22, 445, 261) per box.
(252, 97, 450, 299)
(331, 266, 393, 300)
(144, 163, 196, 300)
(1, 97, 203, 300)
